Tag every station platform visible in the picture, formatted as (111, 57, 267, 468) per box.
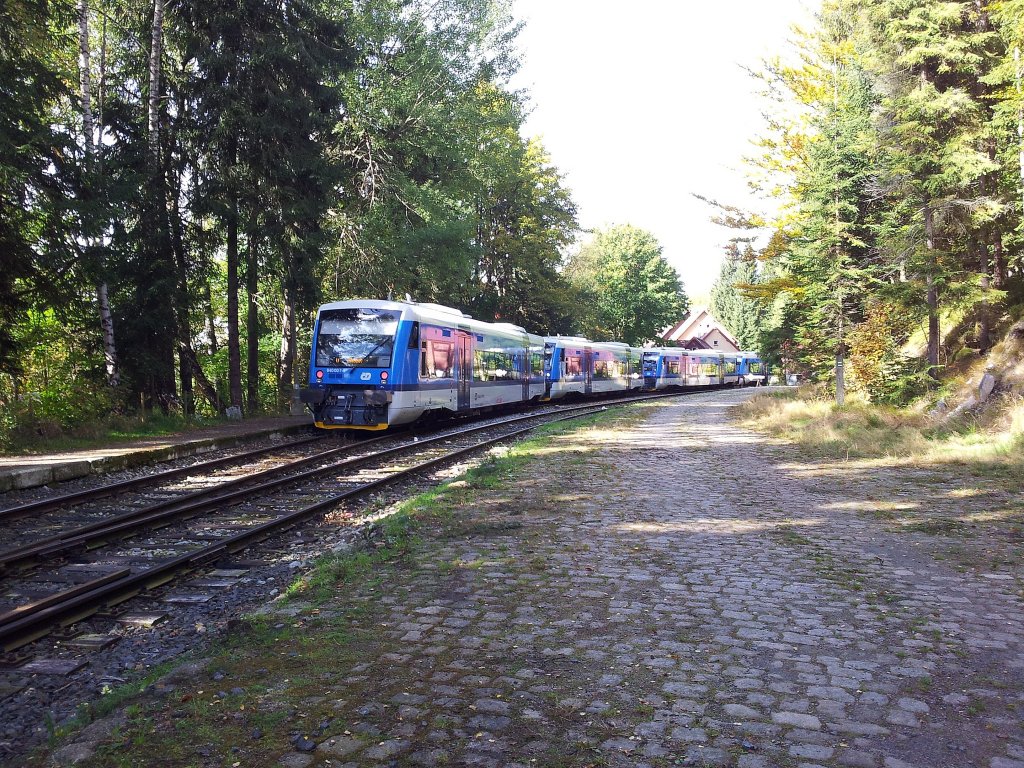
(0, 414, 314, 493)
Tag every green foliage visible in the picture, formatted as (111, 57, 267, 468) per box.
(467, 134, 580, 331)
(735, 0, 1024, 393)
(709, 248, 767, 349)
(2, 0, 586, 444)
(0, 0, 74, 374)
(846, 300, 930, 404)
(565, 224, 689, 345)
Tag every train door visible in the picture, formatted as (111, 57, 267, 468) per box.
(642, 351, 658, 389)
(457, 332, 472, 410)
(583, 348, 593, 394)
(717, 354, 725, 385)
(542, 342, 555, 399)
(520, 348, 530, 402)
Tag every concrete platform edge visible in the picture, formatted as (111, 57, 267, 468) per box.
(0, 420, 315, 493)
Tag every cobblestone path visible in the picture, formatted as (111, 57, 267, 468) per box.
(277, 389, 1023, 768)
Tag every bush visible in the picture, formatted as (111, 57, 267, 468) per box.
(847, 301, 928, 405)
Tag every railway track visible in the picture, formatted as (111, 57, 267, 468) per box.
(0, 393, 679, 655)
(0, 433, 327, 524)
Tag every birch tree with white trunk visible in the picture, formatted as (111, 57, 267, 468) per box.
(78, 0, 120, 387)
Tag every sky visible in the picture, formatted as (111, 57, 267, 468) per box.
(509, 0, 817, 300)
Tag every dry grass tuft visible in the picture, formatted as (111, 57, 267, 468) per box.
(738, 390, 1024, 491)
(738, 390, 931, 459)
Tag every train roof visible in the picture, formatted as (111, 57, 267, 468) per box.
(316, 299, 534, 340)
(544, 335, 591, 344)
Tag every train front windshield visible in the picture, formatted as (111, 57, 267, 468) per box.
(315, 308, 399, 368)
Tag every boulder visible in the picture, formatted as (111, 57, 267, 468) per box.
(978, 372, 997, 402)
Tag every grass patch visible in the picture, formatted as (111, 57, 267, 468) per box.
(40, 659, 181, 748)
(2, 411, 248, 456)
(737, 391, 1024, 490)
(739, 389, 1024, 578)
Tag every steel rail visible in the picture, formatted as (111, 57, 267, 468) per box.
(0, 434, 324, 523)
(0, 399, 630, 574)
(0, 406, 612, 651)
(0, 433, 395, 574)
(0, 386, 701, 524)
(0, 390, 685, 573)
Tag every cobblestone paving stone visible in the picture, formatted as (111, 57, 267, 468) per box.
(278, 389, 1024, 768)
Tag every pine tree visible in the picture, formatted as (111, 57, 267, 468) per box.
(710, 248, 766, 350)
(862, 0, 1001, 377)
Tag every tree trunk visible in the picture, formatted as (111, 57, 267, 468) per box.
(1016, 46, 1024, 223)
(204, 281, 219, 354)
(246, 219, 260, 415)
(227, 186, 243, 412)
(97, 284, 118, 385)
(169, 149, 193, 416)
(924, 205, 939, 379)
(145, 0, 177, 412)
(78, 0, 95, 154)
(177, 341, 223, 413)
(278, 278, 297, 409)
(976, 234, 991, 352)
(79, 0, 120, 388)
(993, 231, 1007, 288)
(147, 0, 164, 168)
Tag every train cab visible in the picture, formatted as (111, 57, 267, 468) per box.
(639, 348, 686, 390)
(737, 352, 768, 385)
(302, 299, 543, 430)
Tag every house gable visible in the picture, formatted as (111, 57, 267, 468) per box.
(660, 306, 740, 351)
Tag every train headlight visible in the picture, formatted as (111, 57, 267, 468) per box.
(380, 371, 389, 381)
(315, 370, 324, 380)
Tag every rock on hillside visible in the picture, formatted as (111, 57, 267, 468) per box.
(938, 318, 1024, 422)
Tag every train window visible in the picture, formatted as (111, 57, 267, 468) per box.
(315, 308, 398, 368)
(565, 356, 582, 376)
(594, 360, 610, 379)
(531, 352, 544, 375)
(474, 350, 516, 381)
(421, 340, 454, 378)
(407, 322, 419, 349)
(668, 360, 681, 375)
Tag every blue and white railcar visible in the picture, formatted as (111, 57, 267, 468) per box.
(302, 300, 544, 430)
(590, 341, 637, 395)
(685, 349, 725, 386)
(641, 347, 687, 390)
(543, 336, 592, 399)
(736, 352, 768, 385)
(543, 338, 639, 399)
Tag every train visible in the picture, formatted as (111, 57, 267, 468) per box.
(300, 299, 768, 430)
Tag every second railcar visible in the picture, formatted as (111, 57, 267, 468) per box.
(544, 337, 643, 399)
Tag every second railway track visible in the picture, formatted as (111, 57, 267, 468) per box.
(0, 394, 678, 654)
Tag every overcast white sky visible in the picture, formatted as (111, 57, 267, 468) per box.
(509, 0, 817, 299)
